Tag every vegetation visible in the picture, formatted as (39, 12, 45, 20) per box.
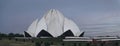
(0, 32, 120, 46)
(0, 38, 35, 46)
(0, 32, 24, 37)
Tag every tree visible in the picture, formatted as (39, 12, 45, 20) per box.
(0, 32, 24, 37)
(0, 32, 7, 37)
(14, 33, 24, 37)
(8, 33, 14, 37)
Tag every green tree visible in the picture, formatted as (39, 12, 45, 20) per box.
(14, 33, 24, 37)
(0, 32, 7, 37)
(8, 33, 14, 37)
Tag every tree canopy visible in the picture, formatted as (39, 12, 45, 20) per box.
(0, 32, 24, 37)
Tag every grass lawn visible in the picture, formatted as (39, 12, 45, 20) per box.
(1, 38, 120, 46)
(0, 38, 35, 46)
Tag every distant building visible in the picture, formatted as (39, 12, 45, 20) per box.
(24, 9, 84, 37)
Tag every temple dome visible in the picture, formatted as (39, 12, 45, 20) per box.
(24, 9, 84, 37)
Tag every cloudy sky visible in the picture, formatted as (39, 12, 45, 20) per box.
(1, 0, 120, 36)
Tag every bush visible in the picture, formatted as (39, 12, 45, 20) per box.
(0, 32, 24, 37)
(35, 42, 41, 46)
(0, 38, 2, 40)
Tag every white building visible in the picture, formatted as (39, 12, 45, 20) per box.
(24, 9, 84, 37)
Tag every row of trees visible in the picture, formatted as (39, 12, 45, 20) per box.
(0, 32, 24, 37)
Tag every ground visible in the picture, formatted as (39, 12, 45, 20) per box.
(0, 38, 35, 46)
(0, 38, 120, 46)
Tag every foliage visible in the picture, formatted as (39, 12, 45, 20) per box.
(0, 32, 24, 37)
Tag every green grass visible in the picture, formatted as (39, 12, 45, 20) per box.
(34, 38, 90, 46)
(1, 38, 120, 46)
(0, 38, 35, 46)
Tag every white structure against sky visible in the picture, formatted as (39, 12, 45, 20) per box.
(25, 9, 84, 37)
(44, 9, 64, 37)
(26, 19, 38, 37)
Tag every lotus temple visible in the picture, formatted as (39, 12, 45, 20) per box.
(24, 9, 84, 37)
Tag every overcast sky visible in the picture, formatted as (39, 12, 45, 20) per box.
(1, 0, 120, 36)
